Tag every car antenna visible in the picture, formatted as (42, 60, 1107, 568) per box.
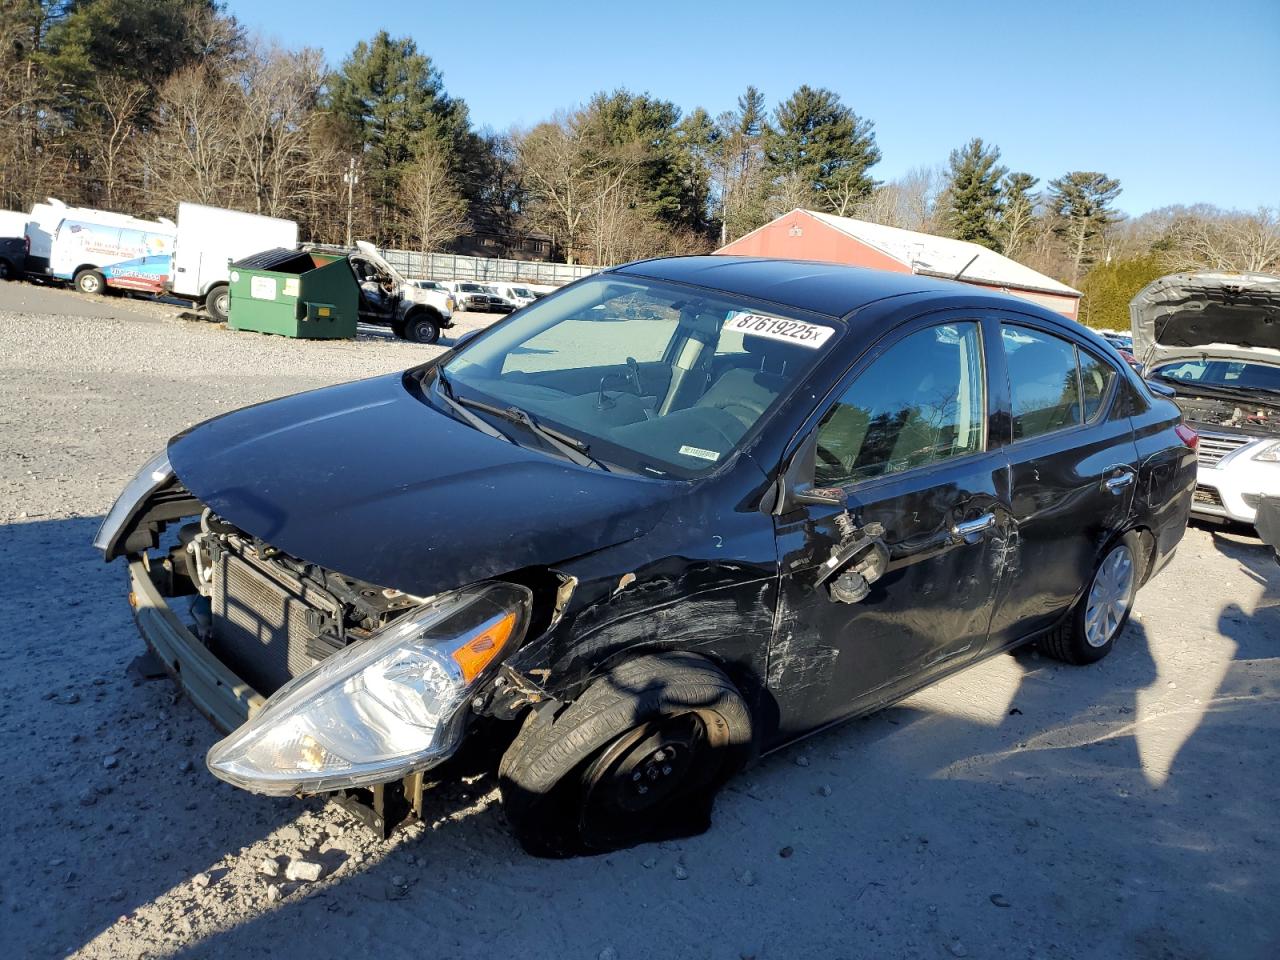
(953, 254, 980, 281)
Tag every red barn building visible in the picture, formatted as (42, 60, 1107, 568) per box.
(717, 209, 1082, 319)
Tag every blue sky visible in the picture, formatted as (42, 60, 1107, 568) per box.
(230, 0, 1279, 216)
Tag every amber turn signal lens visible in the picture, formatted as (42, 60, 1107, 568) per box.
(450, 611, 518, 682)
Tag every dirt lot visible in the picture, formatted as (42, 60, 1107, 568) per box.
(1, 282, 1276, 960)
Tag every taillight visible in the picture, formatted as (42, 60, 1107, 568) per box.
(1175, 423, 1198, 450)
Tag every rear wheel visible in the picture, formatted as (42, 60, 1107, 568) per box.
(205, 284, 230, 323)
(0, 258, 14, 280)
(499, 653, 753, 857)
(1040, 532, 1141, 664)
(74, 269, 105, 295)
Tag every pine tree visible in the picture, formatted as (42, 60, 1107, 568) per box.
(1048, 171, 1123, 284)
(944, 138, 1007, 248)
(328, 32, 472, 234)
(765, 86, 880, 211)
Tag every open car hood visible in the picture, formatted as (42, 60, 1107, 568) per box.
(355, 240, 407, 286)
(1131, 271, 1280, 368)
(166, 372, 673, 596)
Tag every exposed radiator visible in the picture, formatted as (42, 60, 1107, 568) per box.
(210, 549, 342, 695)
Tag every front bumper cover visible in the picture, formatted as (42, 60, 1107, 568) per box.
(129, 559, 265, 733)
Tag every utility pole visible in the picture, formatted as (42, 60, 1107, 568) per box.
(343, 157, 359, 248)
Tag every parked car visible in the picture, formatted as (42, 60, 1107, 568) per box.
(489, 282, 539, 309)
(410, 279, 449, 294)
(481, 284, 517, 313)
(1132, 271, 1280, 527)
(0, 235, 26, 280)
(350, 241, 455, 344)
(95, 257, 1195, 856)
(446, 280, 501, 312)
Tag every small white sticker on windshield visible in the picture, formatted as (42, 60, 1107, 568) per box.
(679, 445, 721, 462)
(726, 311, 834, 349)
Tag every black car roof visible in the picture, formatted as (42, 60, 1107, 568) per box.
(611, 255, 1021, 318)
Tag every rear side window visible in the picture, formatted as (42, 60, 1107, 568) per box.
(1003, 325, 1081, 440)
(815, 322, 985, 485)
(1003, 326, 1120, 439)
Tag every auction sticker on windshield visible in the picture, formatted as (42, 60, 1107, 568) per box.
(726, 311, 834, 349)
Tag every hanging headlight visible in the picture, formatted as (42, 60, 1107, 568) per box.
(207, 581, 532, 796)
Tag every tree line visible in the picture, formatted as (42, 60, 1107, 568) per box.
(2, 1, 1276, 327)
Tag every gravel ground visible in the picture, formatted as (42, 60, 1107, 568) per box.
(1, 283, 1277, 960)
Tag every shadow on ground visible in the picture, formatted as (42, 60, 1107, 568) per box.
(2, 517, 1276, 960)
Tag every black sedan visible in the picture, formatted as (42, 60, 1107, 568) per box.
(95, 256, 1197, 856)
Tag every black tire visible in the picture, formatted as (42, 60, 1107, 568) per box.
(74, 269, 105, 295)
(1039, 530, 1143, 665)
(406, 312, 441, 344)
(0, 258, 13, 281)
(205, 284, 230, 323)
(498, 653, 753, 857)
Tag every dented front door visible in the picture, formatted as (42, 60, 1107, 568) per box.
(770, 459, 1011, 740)
(764, 317, 1012, 742)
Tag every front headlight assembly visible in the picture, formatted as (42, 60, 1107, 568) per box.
(207, 581, 532, 796)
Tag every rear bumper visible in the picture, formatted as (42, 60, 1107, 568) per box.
(128, 559, 265, 733)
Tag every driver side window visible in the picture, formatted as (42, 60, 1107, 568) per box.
(815, 322, 986, 486)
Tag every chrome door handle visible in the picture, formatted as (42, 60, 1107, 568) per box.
(1103, 473, 1135, 494)
(952, 512, 996, 545)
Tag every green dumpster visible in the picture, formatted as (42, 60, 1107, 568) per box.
(227, 248, 358, 339)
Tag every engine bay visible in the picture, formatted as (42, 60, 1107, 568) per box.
(1173, 392, 1280, 434)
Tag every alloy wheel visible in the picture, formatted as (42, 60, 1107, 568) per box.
(1084, 543, 1135, 648)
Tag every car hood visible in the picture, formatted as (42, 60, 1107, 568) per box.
(167, 372, 675, 595)
(1131, 271, 1280, 368)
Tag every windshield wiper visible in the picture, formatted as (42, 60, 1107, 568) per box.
(1158, 375, 1280, 403)
(449, 391, 610, 472)
(431, 370, 513, 444)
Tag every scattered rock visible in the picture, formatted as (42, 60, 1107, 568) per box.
(78, 791, 97, 807)
(794, 755, 810, 767)
(778, 846, 794, 859)
(673, 864, 689, 880)
(258, 859, 280, 878)
(946, 940, 968, 957)
(266, 884, 282, 903)
(102, 755, 118, 769)
(817, 785, 833, 797)
(285, 859, 323, 882)
(642, 857, 657, 869)
(990, 893, 1011, 908)
(191, 872, 211, 889)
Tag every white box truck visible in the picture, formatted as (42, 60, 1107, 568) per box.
(169, 203, 298, 321)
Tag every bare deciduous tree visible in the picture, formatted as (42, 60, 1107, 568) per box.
(138, 65, 239, 210)
(85, 76, 148, 209)
(1162, 208, 1280, 274)
(402, 142, 470, 253)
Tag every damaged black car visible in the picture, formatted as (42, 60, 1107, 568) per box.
(95, 256, 1197, 856)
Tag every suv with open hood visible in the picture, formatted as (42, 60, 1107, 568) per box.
(1132, 272, 1280, 526)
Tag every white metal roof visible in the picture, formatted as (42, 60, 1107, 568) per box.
(803, 209, 1081, 298)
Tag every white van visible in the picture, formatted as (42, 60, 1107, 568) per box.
(49, 216, 176, 294)
(169, 203, 298, 321)
(489, 282, 540, 309)
(26, 198, 171, 278)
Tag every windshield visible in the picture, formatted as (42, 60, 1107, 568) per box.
(1153, 358, 1280, 394)
(441, 276, 838, 478)
(511, 288, 532, 298)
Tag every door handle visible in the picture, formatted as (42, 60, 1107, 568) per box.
(1103, 473, 1135, 494)
(951, 512, 996, 545)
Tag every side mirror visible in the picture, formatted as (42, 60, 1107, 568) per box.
(774, 433, 846, 514)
